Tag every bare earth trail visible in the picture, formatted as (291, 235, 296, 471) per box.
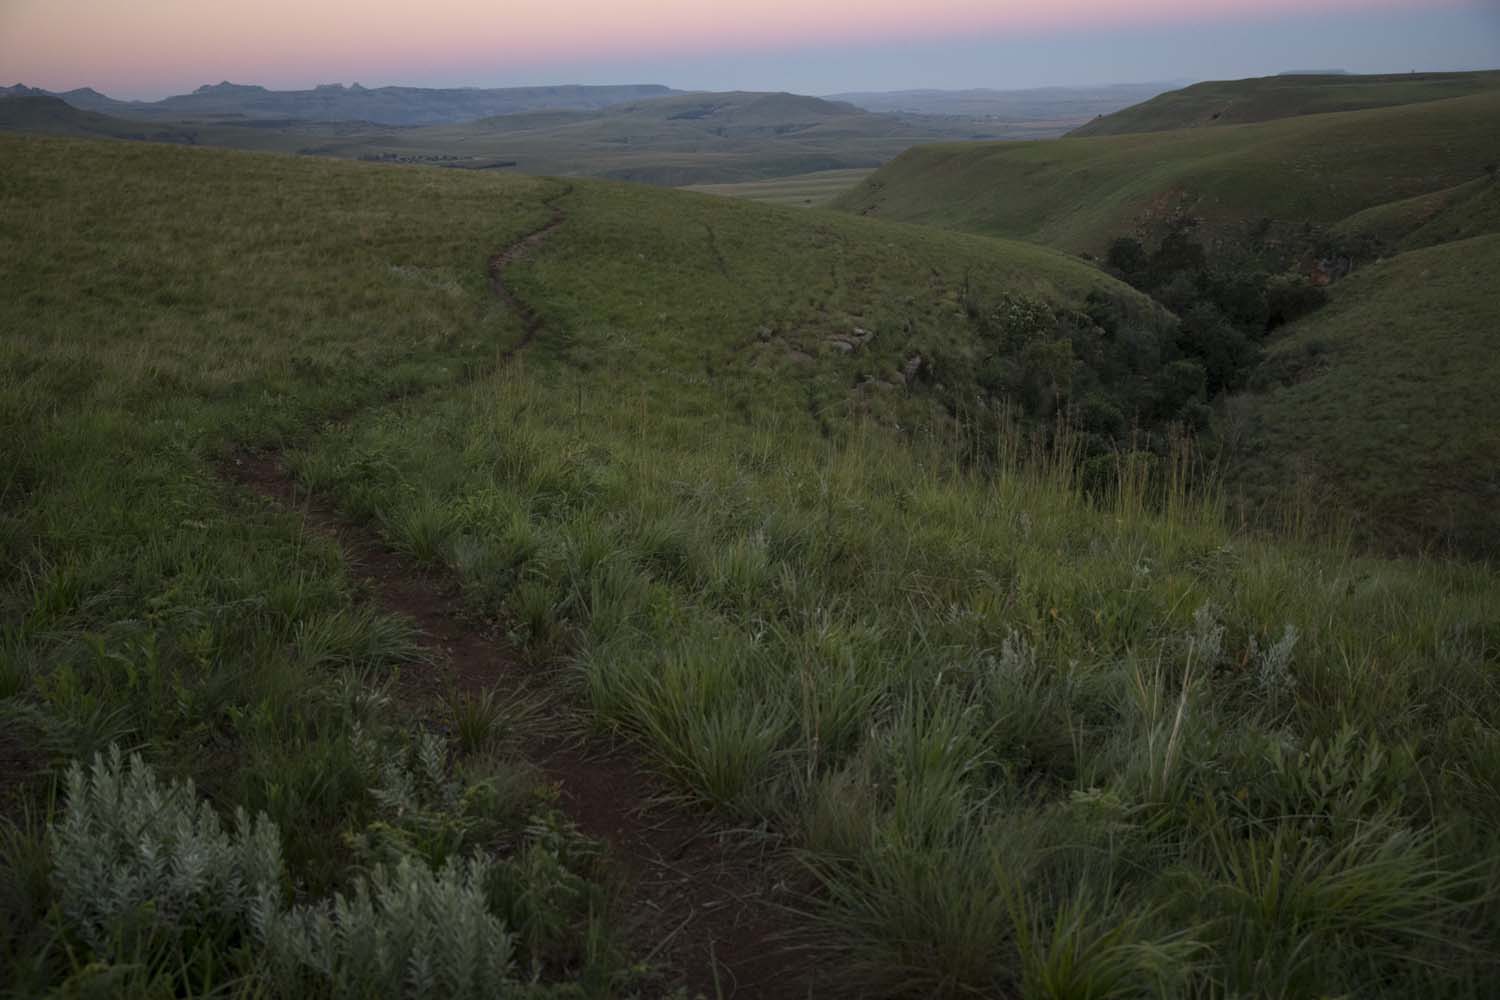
(224, 186, 820, 999)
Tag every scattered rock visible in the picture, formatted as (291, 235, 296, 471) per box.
(901, 354, 923, 384)
(827, 328, 874, 354)
(757, 325, 773, 342)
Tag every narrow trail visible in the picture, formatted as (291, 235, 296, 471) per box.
(488, 187, 571, 362)
(224, 186, 818, 999)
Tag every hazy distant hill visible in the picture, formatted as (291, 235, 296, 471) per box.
(0, 81, 679, 125)
(0, 95, 200, 142)
(828, 82, 1183, 133)
(1068, 70, 1500, 136)
(350, 90, 1033, 185)
(0, 89, 1031, 186)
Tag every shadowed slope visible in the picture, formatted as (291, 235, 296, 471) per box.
(1068, 70, 1500, 137)
(1230, 232, 1500, 553)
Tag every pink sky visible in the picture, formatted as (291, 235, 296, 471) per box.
(0, 0, 1488, 97)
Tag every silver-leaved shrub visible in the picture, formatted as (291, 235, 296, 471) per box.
(52, 746, 519, 998)
(51, 745, 284, 953)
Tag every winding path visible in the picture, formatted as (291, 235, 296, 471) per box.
(225, 184, 817, 998)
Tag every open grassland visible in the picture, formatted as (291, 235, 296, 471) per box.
(4, 135, 1500, 998)
(835, 92, 1500, 252)
(1228, 232, 1500, 554)
(685, 168, 874, 207)
(1069, 70, 1500, 137)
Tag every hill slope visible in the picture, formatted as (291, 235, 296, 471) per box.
(1230, 231, 1500, 552)
(1333, 175, 1500, 254)
(835, 92, 1500, 252)
(1069, 70, 1500, 137)
(4, 134, 1500, 997)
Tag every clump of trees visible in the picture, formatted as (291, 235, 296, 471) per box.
(1105, 217, 1327, 396)
(923, 216, 1333, 476)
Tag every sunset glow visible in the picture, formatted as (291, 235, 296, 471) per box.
(0, 0, 1491, 97)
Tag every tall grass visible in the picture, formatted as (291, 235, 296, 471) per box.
(301, 357, 1500, 995)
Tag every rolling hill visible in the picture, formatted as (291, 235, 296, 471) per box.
(5, 131, 1500, 997)
(1068, 70, 1500, 137)
(833, 90, 1500, 252)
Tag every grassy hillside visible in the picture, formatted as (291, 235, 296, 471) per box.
(1229, 232, 1500, 552)
(1334, 174, 1500, 253)
(835, 92, 1500, 252)
(4, 134, 1500, 997)
(1070, 70, 1500, 137)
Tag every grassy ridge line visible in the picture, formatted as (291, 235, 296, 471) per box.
(1228, 231, 1500, 553)
(835, 91, 1500, 252)
(1069, 70, 1500, 137)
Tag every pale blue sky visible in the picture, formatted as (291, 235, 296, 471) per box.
(4, 1, 1497, 98)
(536, 5, 1500, 95)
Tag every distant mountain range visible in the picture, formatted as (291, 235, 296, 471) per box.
(3, 80, 1182, 129)
(0, 79, 1173, 186)
(0, 81, 679, 125)
(0, 89, 1072, 186)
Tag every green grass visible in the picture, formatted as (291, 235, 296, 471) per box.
(0, 136, 626, 995)
(1334, 175, 1500, 253)
(5, 133, 1500, 997)
(835, 91, 1500, 253)
(1227, 231, 1500, 553)
(685, 168, 874, 207)
(1069, 70, 1500, 137)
